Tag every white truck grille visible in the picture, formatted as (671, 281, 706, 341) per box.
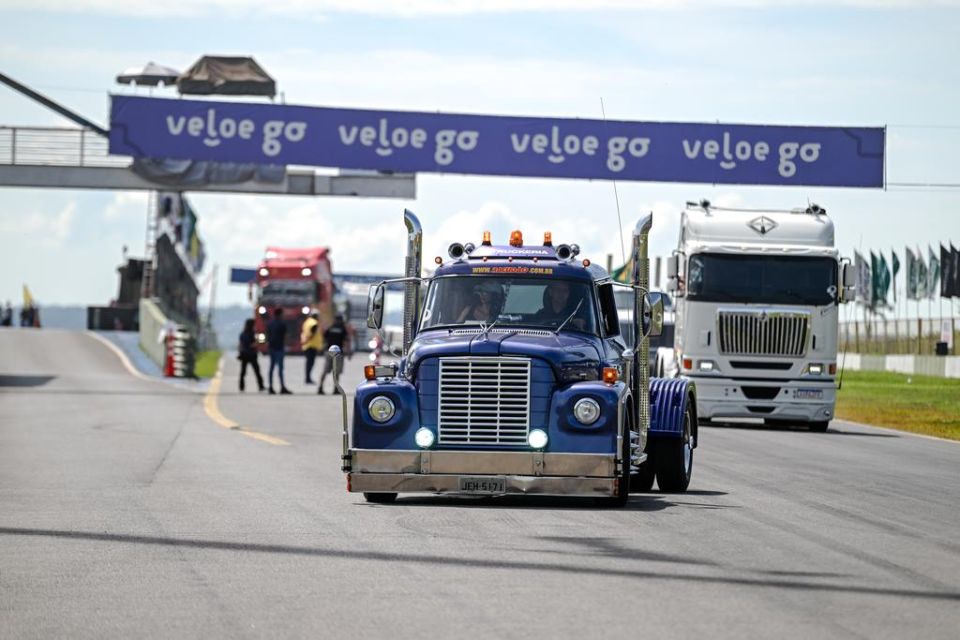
(438, 357, 531, 445)
(717, 310, 809, 357)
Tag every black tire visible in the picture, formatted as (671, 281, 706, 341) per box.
(809, 420, 830, 433)
(363, 492, 397, 504)
(654, 402, 694, 493)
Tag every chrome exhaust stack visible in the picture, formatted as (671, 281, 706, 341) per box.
(631, 213, 653, 446)
(402, 209, 423, 356)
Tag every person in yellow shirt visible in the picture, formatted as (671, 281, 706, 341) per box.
(301, 311, 324, 384)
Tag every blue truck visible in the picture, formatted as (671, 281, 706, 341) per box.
(334, 210, 698, 506)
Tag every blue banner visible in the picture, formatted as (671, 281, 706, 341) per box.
(110, 96, 885, 188)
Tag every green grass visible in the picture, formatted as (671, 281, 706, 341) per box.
(835, 370, 960, 441)
(194, 350, 222, 379)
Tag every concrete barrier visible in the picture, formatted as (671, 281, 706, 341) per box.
(138, 298, 169, 368)
(841, 353, 960, 379)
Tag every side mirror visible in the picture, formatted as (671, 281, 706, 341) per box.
(842, 262, 856, 288)
(666, 255, 679, 279)
(367, 284, 385, 329)
(642, 292, 664, 338)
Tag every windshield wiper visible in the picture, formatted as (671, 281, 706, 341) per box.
(554, 300, 584, 335)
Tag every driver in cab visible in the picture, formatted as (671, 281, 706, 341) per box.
(533, 281, 587, 331)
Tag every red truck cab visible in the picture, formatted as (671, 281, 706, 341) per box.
(253, 247, 334, 353)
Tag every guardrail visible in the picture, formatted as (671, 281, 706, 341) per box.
(0, 126, 129, 168)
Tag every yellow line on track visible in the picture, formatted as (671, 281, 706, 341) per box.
(204, 362, 291, 447)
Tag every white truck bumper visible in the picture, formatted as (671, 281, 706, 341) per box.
(690, 376, 836, 423)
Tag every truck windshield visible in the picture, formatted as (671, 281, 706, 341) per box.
(687, 254, 837, 305)
(420, 276, 598, 335)
(259, 280, 315, 306)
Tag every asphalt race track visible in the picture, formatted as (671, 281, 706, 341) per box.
(2, 329, 958, 639)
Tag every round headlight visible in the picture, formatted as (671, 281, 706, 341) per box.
(301, 306, 310, 315)
(415, 428, 435, 449)
(573, 398, 601, 425)
(257, 306, 267, 315)
(527, 428, 548, 449)
(368, 396, 396, 423)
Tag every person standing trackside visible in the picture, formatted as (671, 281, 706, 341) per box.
(317, 315, 349, 395)
(1, 302, 11, 327)
(267, 308, 292, 395)
(238, 318, 265, 392)
(301, 311, 323, 384)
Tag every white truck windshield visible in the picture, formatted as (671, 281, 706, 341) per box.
(420, 276, 599, 335)
(687, 254, 837, 305)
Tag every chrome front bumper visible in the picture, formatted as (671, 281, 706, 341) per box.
(347, 449, 619, 497)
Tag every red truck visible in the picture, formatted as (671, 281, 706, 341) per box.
(253, 247, 335, 353)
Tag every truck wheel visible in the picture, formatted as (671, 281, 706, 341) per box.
(363, 492, 397, 504)
(655, 403, 694, 493)
(809, 421, 830, 433)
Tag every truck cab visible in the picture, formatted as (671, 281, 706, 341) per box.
(666, 201, 855, 431)
(336, 210, 699, 506)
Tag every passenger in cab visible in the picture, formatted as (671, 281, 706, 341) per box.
(456, 281, 502, 323)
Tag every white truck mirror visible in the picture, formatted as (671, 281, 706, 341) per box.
(367, 284, 385, 329)
(666, 255, 679, 278)
(842, 262, 856, 288)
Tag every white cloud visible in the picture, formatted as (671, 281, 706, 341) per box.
(102, 192, 148, 221)
(0, 0, 949, 17)
(0, 202, 76, 247)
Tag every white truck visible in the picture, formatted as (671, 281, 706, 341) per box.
(664, 201, 855, 432)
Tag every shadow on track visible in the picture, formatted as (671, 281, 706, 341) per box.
(2, 525, 956, 602)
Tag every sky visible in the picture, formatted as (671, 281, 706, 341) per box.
(1, 0, 959, 309)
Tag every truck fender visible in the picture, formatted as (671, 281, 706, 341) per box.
(648, 377, 698, 447)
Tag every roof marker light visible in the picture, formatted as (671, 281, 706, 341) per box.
(582, 259, 591, 267)
(435, 256, 443, 265)
(482, 231, 492, 246)
(543, 231, 553, 247)
(509, 230, 524, 247)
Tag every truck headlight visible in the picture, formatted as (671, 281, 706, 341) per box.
(698, 360, 717, 372)
(527, 429, 548, 449)
(368, 396, 395, 423)
(573, 398, 601, 425)
(415, 428, 435, 448)
(806, 363, 823, 375)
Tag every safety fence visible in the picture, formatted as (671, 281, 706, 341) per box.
(0, 126, 128, 168)
(840, 316, 959, 356)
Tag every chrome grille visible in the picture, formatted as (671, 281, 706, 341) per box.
(717, 310, 809, 357)
(438, 357, 531, 445)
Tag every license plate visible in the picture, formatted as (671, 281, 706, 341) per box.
(795, 388, 823, 400)
(458, 477, 506, 494)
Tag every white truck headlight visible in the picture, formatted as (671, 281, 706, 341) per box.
(415, 428, 435, 448)
(368, 396, 396, 423)
(573, 398, 601, 425)
(807, 363, 823, 375)
(527, 429, 548, 449)
(698, 360, 716, 372)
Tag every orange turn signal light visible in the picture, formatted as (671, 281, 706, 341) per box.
(482, 230, 492, 246)
(683, 358, 693, 370)
(828, 363, 837, 375)
(509, 230, 524, 247)
(543, 231, 553, 246)
(364, 365, 376, 380)
(602, 367, 618, 384)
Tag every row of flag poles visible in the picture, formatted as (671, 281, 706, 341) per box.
(854, 243, 960, 308)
